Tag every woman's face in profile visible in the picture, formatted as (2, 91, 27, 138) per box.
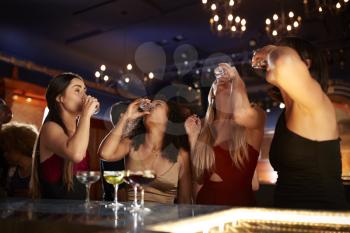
(144, 100, 168, 126)
(57, 78, 87, 114)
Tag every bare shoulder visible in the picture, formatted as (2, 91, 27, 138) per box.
(40, 121, 67, 143)
(296, 92, 335, 116)
(41, 121, 64, 133)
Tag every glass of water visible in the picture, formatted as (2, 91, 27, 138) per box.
(76, 171, 101, 208)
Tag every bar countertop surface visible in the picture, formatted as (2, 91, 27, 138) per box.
(0, 198, 230, 233)
(2, 198, 350, 233)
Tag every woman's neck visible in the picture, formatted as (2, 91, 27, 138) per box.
(281, 90, 293, 111)
(61, 110, 77, 132)
(212, 117, 232, 145)
(144, 124, 165, 151)
(215, 111, 232, 120)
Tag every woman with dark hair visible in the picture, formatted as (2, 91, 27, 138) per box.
(99, 98, 192, 204)
(253, 37, 349, 210)
(0, 122, 38, 197)
(30, 73, 99, 199)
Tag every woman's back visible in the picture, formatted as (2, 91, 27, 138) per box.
(270, 111, 349, 210)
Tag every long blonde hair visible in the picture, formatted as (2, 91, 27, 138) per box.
(192, 81, 249, 180)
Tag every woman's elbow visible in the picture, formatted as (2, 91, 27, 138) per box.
(70, 152, 86, 163)
(252, 179, 260, 191)
(99, 149, 112, 161)
(252, 183, 259, 191)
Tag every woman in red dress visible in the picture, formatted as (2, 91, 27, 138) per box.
(185, 64, 265, 206)
(30, 73, 99, 199)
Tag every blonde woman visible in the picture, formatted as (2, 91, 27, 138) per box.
(185, 63, 265, 206)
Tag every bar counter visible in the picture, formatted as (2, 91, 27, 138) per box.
(0, 198, 229, 233)
(1, 198, 350, 233)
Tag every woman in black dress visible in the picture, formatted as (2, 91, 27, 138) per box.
(253, 37, 349, 210)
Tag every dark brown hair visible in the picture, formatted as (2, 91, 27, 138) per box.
(30, 72, 83, 198)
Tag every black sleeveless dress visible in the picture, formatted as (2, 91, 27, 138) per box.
(270, 112, 349, 210)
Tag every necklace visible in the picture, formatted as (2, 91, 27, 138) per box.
(135, 145, 160, 171)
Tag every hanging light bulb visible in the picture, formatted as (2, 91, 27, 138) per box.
(148, 72, 154, 79)
(214, 15, 219, 22)
(304, 0, 348, 17)
(126, 63, 133, 71)
(202, 0, 246, 36)
(100, 65, 106, 71)
(235, 16, 241, 23)
(95, 71, 101, 78)
(217, 24, 223, 31)
(265, 10, 302, 40)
